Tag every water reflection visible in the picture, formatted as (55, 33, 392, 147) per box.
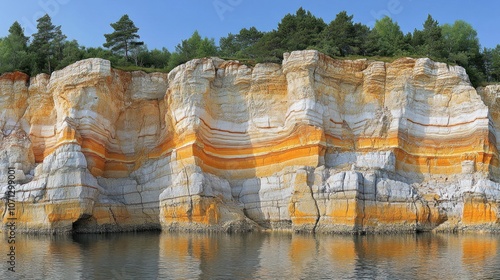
(1, 232, 500, 279)
(158, 233, 264, 279)
(461, 235, 498, 278)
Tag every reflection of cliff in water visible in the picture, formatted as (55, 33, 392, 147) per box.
(2, 232, 500, 279)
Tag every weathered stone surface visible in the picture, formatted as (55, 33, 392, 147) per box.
(2, 52, 500, 233)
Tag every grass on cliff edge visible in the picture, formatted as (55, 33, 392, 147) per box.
(113, 65, 169, 73)
(111, 54, 456, 75)
(113, 58, 270, 73)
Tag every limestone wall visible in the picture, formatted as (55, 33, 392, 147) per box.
(1, 51, 499, 233)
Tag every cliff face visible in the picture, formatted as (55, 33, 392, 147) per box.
(2, 50, 500, 233)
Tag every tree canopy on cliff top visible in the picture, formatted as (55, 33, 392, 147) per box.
(103, 14, 141, 60)
(30, 14, 66, 74)
(0, 9, 499, 86)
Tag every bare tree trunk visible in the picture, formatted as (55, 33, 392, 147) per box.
(125, 40, 129, 60)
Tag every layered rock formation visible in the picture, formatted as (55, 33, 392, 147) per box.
(2, 50, 500, 233)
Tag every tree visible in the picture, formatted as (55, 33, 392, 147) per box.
(197, 38, 218, 57)
(219, 33, 239, 58)
(30, 14, 67, 74)
(139, 48, 170, 69)
(129, 43, 147, 66)
(167, 31, 218, 70)
(83, 46, 123, 65)
(276, 7, 326, 52)
(57, 40, 85, 69)
(483, 46, 500, 82)
(412, 15, 445, 59)
(442, 20, 480, 57)
(243, 8, 325, 62)
(220, 33, 239, 57)
(442, 20, 484, 85)
(219, 27, 263, 58)
(320, 11, 370, 57)
(248, 30, 283, 62)
(321, 11, 354, 56)
(351, 23, 372, 56)
(237, 27, 263, 50)
(372, 16, 405, 56)
(0, 21, 30, 73)
(103, 14, 141, 60)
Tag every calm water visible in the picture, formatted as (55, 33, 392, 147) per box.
(1, 231, 499, 279)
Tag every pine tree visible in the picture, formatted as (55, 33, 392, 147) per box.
(0, 21, 30, 73)
(30, 14, 66, 74)
(219, 27, 263, 58)
(412, 15, 445, 59)
(276, 7, 326, 52)
(103, 14, 141, 60)
(7, 21, 29, 46)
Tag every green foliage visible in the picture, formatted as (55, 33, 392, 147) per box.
(83, 47, 119, 62)
(276, 7, 326, 52)
(246, 31, 284, 62)
(114, 64, 169, 73)
(0, 21, 30, 73)
(129, 44, 147, 66)
(442, 20, 480, 55)
(484, 45, 500, 82)
(167, 31, 218, 70)
(412, 15, 445, 58)
(219, 33, 238, 57)
(198, 37, 218, 57)
(219, 27, 263, 58)
(232, 7, 327, 62)
(103, 14, 140, 60)
(442, 20, 484, 85)
(30, 14, 67, 74)
(57, 40, 85, 70)
(0, 9, 497, 87)
(321, 11, 355, 56)
(372, 16, 406, 56)
(139, 48, 171, 69)
(319, 11, 371, 57)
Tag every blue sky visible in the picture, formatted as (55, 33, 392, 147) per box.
(0, 0, 498, 51)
